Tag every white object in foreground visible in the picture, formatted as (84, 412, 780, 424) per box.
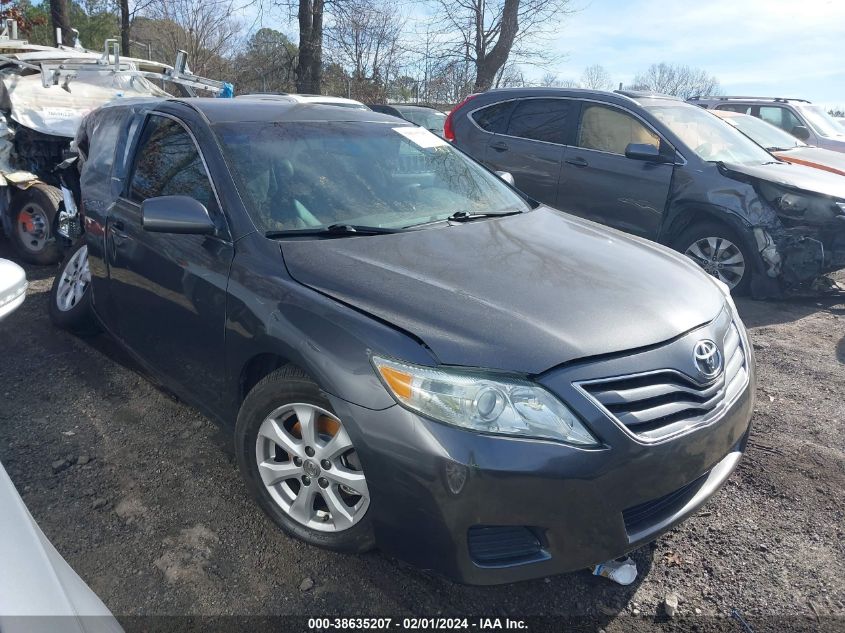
(0, 258, 27, 320)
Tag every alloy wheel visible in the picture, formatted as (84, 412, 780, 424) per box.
(255, 403, 369, 532)
(56, 245, 91, 312)
(684, 236, 746, 289)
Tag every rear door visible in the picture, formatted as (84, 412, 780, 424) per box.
(482, 98, 572, 206)
(105, 113, 234, 408)
(559, 102, 673, 239)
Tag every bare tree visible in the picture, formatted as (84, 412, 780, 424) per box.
(138, 0, 241, 77)
(630, 62, 720, 99)
(580, 64, 612, 90)
(49, 0, 73, 45)
(325, 0, 404, 101)
(431, 0, 576, 93)
(538, 71, 577, 88)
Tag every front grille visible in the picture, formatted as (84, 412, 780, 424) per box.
(467, 526, 545, 566)
(579, 321, 748, 441)
(623, 471, 709, 537)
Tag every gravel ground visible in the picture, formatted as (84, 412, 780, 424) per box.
(0, 249, 843, 632)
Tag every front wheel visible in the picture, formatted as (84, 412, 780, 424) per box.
(235, 366, 375, 553)
(673, 221, 753, 295)
(49, 237, 98, 335)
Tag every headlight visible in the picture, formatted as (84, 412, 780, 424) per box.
(372, 355, 598, 445)
(775, 191, 840, 223)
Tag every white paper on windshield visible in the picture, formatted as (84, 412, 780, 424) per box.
(393, 126, 448, 148)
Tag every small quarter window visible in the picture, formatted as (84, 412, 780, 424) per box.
(471, 101, 515, 134)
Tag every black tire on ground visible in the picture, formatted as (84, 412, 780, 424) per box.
(235, 365, 376, 553)
(8, 184, 63, 265)
(49, 237, 99, 335)
(672, 221, 754, 296)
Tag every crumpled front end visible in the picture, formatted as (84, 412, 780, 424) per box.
(747, 179, 845, 289)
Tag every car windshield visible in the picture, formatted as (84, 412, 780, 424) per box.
(644, 103, 775, 165)
(213, 121, 529, 233)
(721, 114, 806, 151)
(400, 108, 447, 132)
(796, 104, 845, 138)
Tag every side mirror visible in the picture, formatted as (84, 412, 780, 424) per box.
(141, 196, 216, 235)
(624, 143, 662, 162)
(791, 125, 810, 141)
(495, 171, 515, 186)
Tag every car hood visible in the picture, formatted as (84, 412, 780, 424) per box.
(775, 146, 845, 177)
(281, 207, 725, 374)
(721, 160, 845, 200)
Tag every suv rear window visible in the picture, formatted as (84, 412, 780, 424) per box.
(471, 101, 514, 134)
(506, 99, 570, 144)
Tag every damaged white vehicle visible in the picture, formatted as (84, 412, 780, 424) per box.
(0, 20, 231, 263)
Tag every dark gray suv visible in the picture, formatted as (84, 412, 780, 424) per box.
(446, 88, 845, 296)
(51, 98, 753, 585)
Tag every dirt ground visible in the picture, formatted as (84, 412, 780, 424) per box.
(1, 247, 843, 632)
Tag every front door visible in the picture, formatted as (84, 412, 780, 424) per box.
(559, 103, 673, 239)
(106, 113, 234, 409)
(483, 98, 572, 207)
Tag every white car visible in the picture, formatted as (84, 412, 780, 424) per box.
(0, 463, 123, 632)
(0, 258, 26, 320)
(237, 92, 369, 110)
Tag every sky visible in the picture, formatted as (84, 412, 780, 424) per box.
(512, 0, 845, 107)
(243, 0, 845, 108)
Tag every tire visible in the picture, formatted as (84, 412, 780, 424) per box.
(49, 237, 98, 335)
(673, 221, 753, 296)
(235, 366, 375, 553)
(8, 184, 63, 265)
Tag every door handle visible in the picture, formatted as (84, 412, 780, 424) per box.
(490, 141, 509, 152)
(112, 219, 125, 231)
(565, 156, 589, 167)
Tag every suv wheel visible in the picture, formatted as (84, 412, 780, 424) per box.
(235, 366, 375, 553)
(674, 221, 752, 295)
(10, 184, 63, 265)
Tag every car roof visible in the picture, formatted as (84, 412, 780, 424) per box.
(172, 98, 405, 124)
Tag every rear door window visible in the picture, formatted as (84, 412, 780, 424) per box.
(471, 101, 515, 134)
(715, 104, 752, 114)
(505, 99, 571, 144)
(576, 104, 660, 155)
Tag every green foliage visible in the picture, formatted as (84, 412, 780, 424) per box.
(4, 0, 117, 48)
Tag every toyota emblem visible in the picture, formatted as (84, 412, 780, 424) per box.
(693, 339, 722, 379)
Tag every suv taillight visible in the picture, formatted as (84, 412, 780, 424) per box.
(444, 93, 479, 142)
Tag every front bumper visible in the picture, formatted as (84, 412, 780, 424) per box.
(332, 316, 755, 585)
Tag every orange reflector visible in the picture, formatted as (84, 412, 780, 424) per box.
(379, 366, 413, 400)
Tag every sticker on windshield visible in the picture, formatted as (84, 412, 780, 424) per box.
(393, 126, 448, 148)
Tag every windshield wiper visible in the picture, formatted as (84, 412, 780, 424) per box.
(446, 209, 524, 222)
(265, 224, 402, 239)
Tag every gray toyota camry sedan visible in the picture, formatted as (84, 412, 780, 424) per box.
(50, 98, 754, 585)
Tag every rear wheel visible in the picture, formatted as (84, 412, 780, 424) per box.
(49, 237, 98, 335)
(674, 221, 753, 295)
(235, 366, 375, 553)
(9, 184, 63, 265)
